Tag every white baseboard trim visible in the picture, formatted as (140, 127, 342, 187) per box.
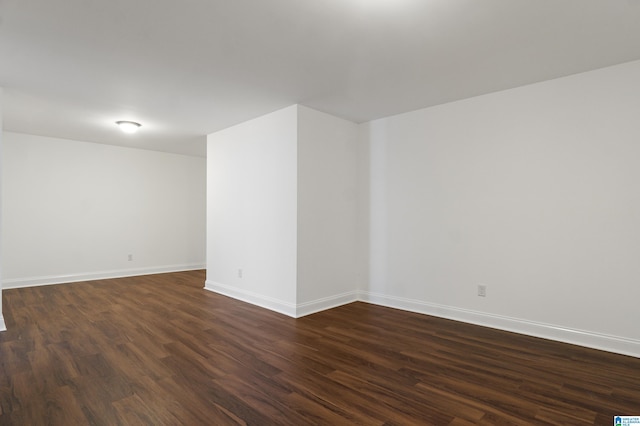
(204, 280, 297, 318)
(0, 315, 6, 332)
(296, 291, 359, 318)
(359, 291, 640, 358)
(2, 263, 206, 289)
(11, 266, 632, 356)
(203, 281, 359, 318)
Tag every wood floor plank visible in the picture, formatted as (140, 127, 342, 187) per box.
(112, 392, 180, 426)
(1, 270, 639, 425)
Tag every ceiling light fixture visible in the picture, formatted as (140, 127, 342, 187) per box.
(116, 120, 141, 134)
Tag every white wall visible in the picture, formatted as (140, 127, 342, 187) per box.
(296, 106, 359, 313)
(361, 60, 640, 357)
(205, 106, 299, 315)
(2, 132, 206, 288)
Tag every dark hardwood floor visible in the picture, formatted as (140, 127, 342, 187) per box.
(0, 270, 638, 425)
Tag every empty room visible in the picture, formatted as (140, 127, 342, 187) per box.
(1, 1, 639, 424)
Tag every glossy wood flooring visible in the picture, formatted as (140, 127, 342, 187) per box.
(1, 270, 639, 425)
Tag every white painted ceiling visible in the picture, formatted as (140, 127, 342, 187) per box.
(2, 0, 640, 157)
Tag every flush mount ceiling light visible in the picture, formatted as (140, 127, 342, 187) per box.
(116, 120, 141, 134)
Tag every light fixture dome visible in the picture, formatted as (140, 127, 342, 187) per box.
(116, 120, 141, 134)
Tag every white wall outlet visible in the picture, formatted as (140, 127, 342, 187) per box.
(478, 284, 487, 297)
(238, 269, 243, 278)
(128, 254, 133, 261)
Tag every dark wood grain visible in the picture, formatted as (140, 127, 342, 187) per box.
(1, 270, 638, 425)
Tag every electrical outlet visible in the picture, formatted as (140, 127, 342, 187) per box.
(238, 269, 243, 278)
(128, 254, 133, 261)
(478, 285, 487, 297)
